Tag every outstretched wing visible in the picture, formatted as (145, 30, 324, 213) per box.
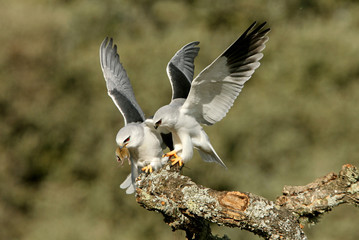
(181, 22, 270, 125)
(100, 37, 145, 125)
(166, 41, 200, 99)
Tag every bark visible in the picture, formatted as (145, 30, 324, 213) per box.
(135, 164, 359, 240)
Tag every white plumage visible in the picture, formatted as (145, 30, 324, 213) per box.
(100, 38, 199, 193)
(153, 22, 270, 167)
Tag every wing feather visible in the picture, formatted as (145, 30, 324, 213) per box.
(181, 22, 270, 125)
(166, 41, 200, 99)
(100, 37, 145, 125)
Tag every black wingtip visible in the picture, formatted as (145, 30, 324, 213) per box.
(102, 37, 117, 50)
(103, 36, 109, 44)
(249, 21, 257, 29)
(255, 22, 270, 34)
(221, 21, 270, 62)
(100, 37, 109, 51)
(247, 21, 261, 32)
(100, 37, 110, 68)
(241, 22, 270, 38)
(248, 21, 269, 36)
(182, 41, 200, 50)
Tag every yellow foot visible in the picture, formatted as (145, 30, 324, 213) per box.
(170, 156, 184, 167)
(141, 165, 153, 173)
(163, 150, 184, 167)
(163, 149, 178, 159)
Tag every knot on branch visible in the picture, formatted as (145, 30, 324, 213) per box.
(339, 164, 359, 184)
(219, 191, 249, 213)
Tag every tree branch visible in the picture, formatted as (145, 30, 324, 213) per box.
(135, 164, 359, 240)
(276, 164, 359, 222)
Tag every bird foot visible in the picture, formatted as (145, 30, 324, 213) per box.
(170, 156, 184, 167)
(163, 150, 184, 167)
(141, 165, 153, 173)
(163, 150, 178, 159)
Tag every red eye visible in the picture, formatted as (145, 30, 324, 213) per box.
(124, 136, 130, 143)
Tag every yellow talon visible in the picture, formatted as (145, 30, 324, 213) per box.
(163, 149, 178, 159)
(141, 165, 153, 173)
(170, 155, 183, 167)
(163, 150, 183, 167)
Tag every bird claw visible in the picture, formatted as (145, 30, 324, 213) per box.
(170, 157, 183, 167)
(141, 165, 153, 173)
(163, 150, 178, 159)
(163, 150, 184, 167)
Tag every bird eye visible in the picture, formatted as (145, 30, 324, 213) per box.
(124, 136, 130, 143)
(156, 120, 162, 125)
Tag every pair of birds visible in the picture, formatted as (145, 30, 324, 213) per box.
(99, 22, 270, 194)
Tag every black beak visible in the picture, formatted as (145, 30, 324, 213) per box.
(155, 120, 161, 130)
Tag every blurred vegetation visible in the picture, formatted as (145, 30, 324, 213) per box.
(1, 0, 359, 239)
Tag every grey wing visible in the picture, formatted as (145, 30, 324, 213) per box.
(166, 41, 200, 99)
(181, 22, 270, 125)
(100, 37, 145, 124)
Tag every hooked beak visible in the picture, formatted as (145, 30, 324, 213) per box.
(154, 120, 162, 130)
(118, 142, 128, 149)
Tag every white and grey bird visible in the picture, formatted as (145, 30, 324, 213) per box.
(145, 40, 200, 134)
(100, 37, 199, 194)
(152, 22, 270, 168)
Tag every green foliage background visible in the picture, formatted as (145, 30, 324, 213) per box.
(1, 0, 359, 239)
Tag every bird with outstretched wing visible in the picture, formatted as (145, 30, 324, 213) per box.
(100, 38, 199, 193)
(153, 22, 270, 168)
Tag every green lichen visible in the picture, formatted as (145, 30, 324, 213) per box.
(348, 183, 359, 194)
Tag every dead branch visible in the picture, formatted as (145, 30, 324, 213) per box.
(135, 164, 359, 240)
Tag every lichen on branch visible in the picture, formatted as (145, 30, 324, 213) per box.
(135, 164, 359, 240)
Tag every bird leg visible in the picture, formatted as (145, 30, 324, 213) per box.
(141, 165, 153, 173)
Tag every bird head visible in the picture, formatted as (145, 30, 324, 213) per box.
(115, 123, 144, 164)
(153, 105, 177, 131)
